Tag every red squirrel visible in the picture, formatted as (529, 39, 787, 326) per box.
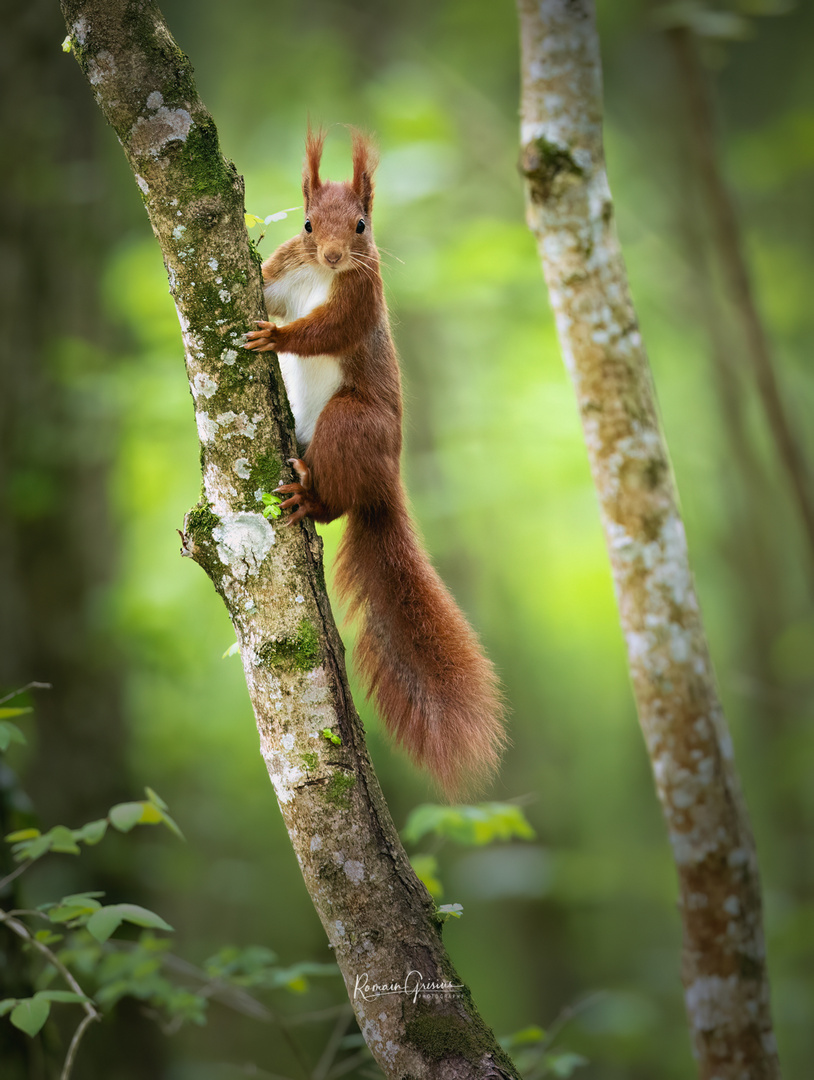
(244, 128, 506, 795)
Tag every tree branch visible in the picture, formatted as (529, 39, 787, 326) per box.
(516, 2, 780, 1077)
(58, 1, 518, 1076)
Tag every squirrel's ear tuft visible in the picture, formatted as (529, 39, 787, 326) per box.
(350, 128, 378, 216)
(303, 125, 326, 208)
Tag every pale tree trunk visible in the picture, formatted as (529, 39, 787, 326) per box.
(58, 2, 519, 1077)
(516, 2, 780, 1078)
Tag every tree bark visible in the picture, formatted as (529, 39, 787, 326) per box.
(516, 2, 780, 1077)
(58, 2, 519, 1077)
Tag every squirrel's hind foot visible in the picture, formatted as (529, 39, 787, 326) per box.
(274, 459, 329, 525)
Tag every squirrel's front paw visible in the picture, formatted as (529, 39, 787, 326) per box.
(243, 321, 279, 352)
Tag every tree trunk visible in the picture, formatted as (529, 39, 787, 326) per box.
(58, 2, 519, 1077)
(516, 2, 780, 1077)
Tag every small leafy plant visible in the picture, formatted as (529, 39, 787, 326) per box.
(260, 490, 283, 520)
(0, 686, 344, 1079)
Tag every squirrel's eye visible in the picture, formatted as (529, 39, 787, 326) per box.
(356, 219, 366, 234)
(304, 220, 312, 233)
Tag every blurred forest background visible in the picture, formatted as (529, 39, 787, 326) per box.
(2, 0, 813, 1077)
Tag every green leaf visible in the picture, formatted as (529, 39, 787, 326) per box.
(410, 854, 443, 898)
(156, 809, 185, 841)
(47, 895, 103, 924)
(74, 819, 108, 845)
(0, 999, 17, 1017)
(10, 997, 50, 1037)
(35, 990, 92, 1005)
(403, 802, 535, 846)
(244, 213, 265, 228)
(270, 961, 340, 992)
(33, 929, 63, 946)
(87, 904, 173, 944)
(222, 641, 240, 659)
(5, 828, 40, 843)
(205, 944, 278, 979)
(12, 834, 52, 862)
(0, 706, 32, 719)
(436, 903, 463, 920)
(145, 787, 168, 810)
(0, 721, 26, 751)
(109, 802, 147, 832)
(502, 1025, 546, 1048)
(259, 493, 282, 520)
(61, 35, 72, 53)
(544, 1051, 589, 1078)
(47, 826, 81, 855)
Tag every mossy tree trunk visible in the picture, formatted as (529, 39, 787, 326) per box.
(58, 1, 519, 1077)
(516, 2, 780, 1078)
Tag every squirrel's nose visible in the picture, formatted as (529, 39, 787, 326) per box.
(324, 250, 342, 265)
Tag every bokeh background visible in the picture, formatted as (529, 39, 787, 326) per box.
(2, 0, 813, 1077)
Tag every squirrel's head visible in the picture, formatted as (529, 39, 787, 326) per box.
(301, 126, 379, 272)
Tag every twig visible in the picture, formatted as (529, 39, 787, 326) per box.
(522, 993, 603, 1080)
(0, 906, 100, 1080)
(61, 1011, 98, 1080)
(312, 1008, 354, 1080)
(0, 682, 52, 706)
(325, 1048, 372, 1080)
(0, 860, 32, 894)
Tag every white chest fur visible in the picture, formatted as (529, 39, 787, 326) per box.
(264, 264, 343, 446)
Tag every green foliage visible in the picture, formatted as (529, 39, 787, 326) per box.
(260, 491, 282, 519)
(205, 946, 339, 993)
(403, 802, 536, 846)
(85, 903, 174, 944)
(4, 788, 183, 866)
(0, 704, 31, 751)
(185, 501, 220, 545)
(410, 853, 443, 897)
(435, 903, 463, 923)
(320, 726, 342, 746)
(501, 1025, 588, 1079)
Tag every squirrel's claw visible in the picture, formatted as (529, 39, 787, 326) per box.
(273, 461, 322, 525)
(287, 458, 313, 490)
(243, 321, 278, 351)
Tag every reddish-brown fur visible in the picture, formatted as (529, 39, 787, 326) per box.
(245, 129, 506, 796)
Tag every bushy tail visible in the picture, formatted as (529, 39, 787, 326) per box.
(335, 497, 506, 797)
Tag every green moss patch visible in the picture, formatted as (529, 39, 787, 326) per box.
(325, 772, 355, 809)
(404, 1011, 490, 1063)
(186, 501, 219, 544)
(257, 620, 320, 673)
